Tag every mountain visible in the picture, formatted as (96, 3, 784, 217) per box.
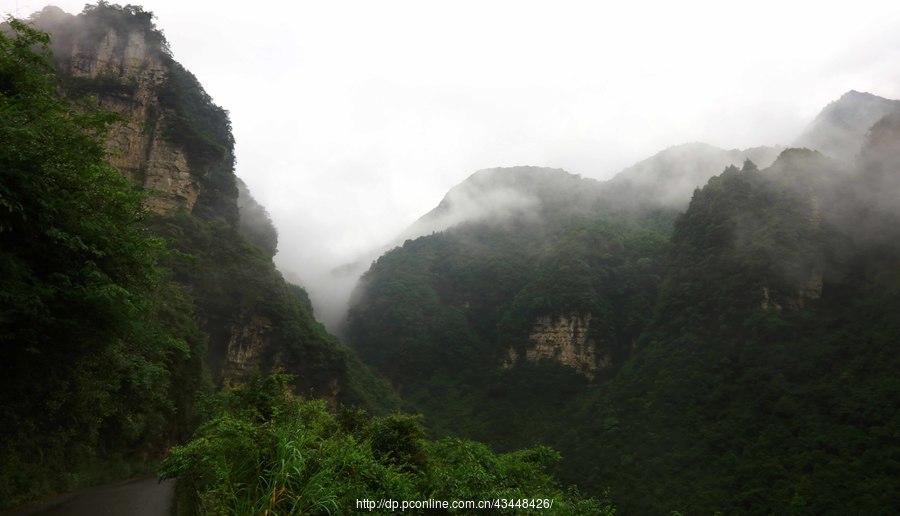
(560, 144, 899, 512)
(346, 164, 675, 430)
(1, 5, 395, 506)
(795, 90, 900, 163)
(606, 142, 784, 209)
(346, 99, 900, 511)
(24, 4, 393, 402)
(394, 144, 783, 244)
(334, 144, 781, 333)
(404, 166, 606, 237)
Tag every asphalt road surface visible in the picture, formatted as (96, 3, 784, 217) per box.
(2, 477, 174, 516)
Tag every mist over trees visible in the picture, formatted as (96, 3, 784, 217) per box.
(344, 95, 900, 512)
(1, 1, 899, 514)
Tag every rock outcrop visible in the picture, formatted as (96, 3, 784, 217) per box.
(222, 315, 273, 384)
(31, 6, 212, 215)
(504, 314, 604, 379)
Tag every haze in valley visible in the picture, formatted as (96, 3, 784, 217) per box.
(4, 0, 900, 329)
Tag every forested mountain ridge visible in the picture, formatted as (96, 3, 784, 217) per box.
(351, 144, 783, 269)
(347, 96, 900, 512)
(347, 143, 794, 387)
(564, 133, 900, 512)
(335, 145, 779, 335)
(795, 89, 900, 163)
(606, 142, 785, 209)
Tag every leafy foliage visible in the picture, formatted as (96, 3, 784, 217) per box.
(0, 19, 207, 506)
(236, 178, 278, 256)
(161, 374, 611, 515)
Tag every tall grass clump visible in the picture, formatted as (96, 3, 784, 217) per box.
(160, 374, 610, 515)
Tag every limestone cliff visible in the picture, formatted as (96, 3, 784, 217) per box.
(760, 271, 823, 312)
(221, 314, 273, 385)
(504, 314, 605, 379)
(31, 5, 234, 220)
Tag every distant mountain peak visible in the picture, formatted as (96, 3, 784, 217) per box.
(608, 142, 784, 209)
(414, 166, 598, 235)
(841, 89, 878, 100)
(795, 90, 900, 163)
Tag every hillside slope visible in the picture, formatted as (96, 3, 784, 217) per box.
(347, 97, 900, 512)
(563, 143, 899, 512)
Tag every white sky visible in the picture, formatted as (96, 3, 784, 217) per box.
(4, 0, 900, 322)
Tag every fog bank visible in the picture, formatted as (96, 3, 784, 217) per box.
(5, 0, 900, 331)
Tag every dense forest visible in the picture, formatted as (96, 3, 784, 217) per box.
(347, 113, 900, 511)
(2, 2, 898, 515)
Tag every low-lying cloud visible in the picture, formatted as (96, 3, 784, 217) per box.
(6, 0, 900, 332)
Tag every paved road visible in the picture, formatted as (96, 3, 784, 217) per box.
(3, 477, 174, 516)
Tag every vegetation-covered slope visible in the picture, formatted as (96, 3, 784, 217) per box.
(563, 147, 900, 513)
(348, 106, 900, 511)
(347, 167, 675, 448)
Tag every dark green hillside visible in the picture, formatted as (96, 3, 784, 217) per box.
(348, 168, 674, 445)
(150, 213, 397, 411)
(349, 145, 900, 512)
(565, 150, 899, 513)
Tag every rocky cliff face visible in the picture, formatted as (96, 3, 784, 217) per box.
(31, 5, 226, 217)
(504, 314, 605, 379)
(221, 314, 273, 384)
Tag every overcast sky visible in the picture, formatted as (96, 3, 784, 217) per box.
(4, 0, 900, 322)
